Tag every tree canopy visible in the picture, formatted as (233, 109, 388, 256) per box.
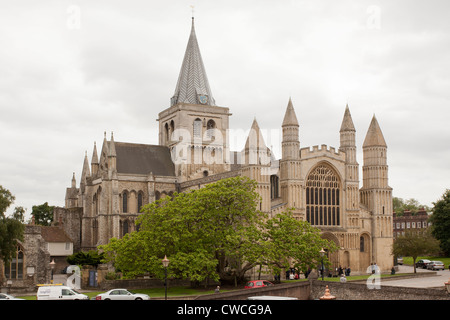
(0, 186, 25, 264)
(31, 202, 54, 226)
(100, 176, 336, 284)
(392, 229, 440, 273)
(429, 189, 450, 255)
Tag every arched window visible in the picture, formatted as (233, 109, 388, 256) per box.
(306, 163, 341, 226)
(5, 246, 24, 280)
(193, 118, 202, 138)
(360, 236, 365, 252)
(164, 123, 169, 143)
(122, 191, 128, 213)
(155, 191, 161, 201)
(122, 220, 129, 238)
(206, 119, 216, 139)
(137, 192, 143, 212)
(270, 175, 279, 199)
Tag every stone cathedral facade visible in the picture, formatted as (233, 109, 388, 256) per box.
(56, 18, 394, 273)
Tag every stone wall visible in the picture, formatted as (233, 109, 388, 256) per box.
(310, 280, 449, 300)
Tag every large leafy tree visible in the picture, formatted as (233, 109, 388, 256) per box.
(0, 186, 25, 264)
(429, 189, 450, 255)
(31, 202, 54, 226)
(392, 229, 440, 273)
(101, 176, 266, 284)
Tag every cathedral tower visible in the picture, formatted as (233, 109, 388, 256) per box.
(360, 115, 393, 270)
(158, 18, 231, 182)
(280, 98, 302, 213)
(339, 105, 360, 226)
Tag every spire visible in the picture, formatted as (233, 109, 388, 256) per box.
(282, 97, 299, 127)
(171, 18, 216, 107)
(81, 151, 91, 181)
(363, 115, 387, 148)
(91, 142, 99, 164)
(71, 172, 76, 188)
(245, 118, 268, 150)
(109, 132, 116, 157)
(340, 104, 356, 132)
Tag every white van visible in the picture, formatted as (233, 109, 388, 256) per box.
(37, 285, 89, 300)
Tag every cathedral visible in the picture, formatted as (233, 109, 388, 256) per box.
(55, 18, 394, 273)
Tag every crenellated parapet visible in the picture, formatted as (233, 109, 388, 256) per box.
(300, 144, 346, 162)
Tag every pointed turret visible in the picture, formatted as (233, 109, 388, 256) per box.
(171, 18, 216, 107)
(363, 115, 387, 148)
(244, 118, 270, 165)
(108, 132, 117, 175)
(91, 142, 99, 177)
(340, 104, 356, 133)
(281, 98, 300, 160)
(282, 97, 299, 127)
(71, 172, 76, 188)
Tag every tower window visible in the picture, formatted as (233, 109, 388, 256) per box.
(306, 163, 341, 226)
(193, 118, 202, 138)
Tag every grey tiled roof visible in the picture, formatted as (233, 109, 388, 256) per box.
(115, 142, 175, 176)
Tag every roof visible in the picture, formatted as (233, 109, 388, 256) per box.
(363, 115, 387, 148)
(115, 142, 175, 176)
(282, 98, 299, 127)
(40, 226, 72, 243)
(171, 18, 216, 107)
(340, 104, 356, 132)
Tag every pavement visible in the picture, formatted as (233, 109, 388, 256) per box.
(380, 265, 450, 289)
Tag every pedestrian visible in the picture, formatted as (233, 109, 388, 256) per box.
(346, 267, 351, 277)
(340, 274, 347, 283)
(215, 286, 220, 293)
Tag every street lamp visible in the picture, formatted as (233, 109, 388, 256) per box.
(319, 248, 326, 281)
(49, 259, 56, 284)
(162, 255, 170, 300)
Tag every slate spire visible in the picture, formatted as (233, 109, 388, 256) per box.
(171, 18, 215, 107)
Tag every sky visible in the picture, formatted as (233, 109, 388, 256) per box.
(1, 0, 449, 219)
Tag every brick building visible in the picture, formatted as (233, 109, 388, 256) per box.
(393, 208, 430, 238)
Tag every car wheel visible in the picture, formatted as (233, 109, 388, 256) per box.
(135, 297, 143, 300)
(104, 298, 110, 300)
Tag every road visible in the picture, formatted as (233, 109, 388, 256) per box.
(380, 265, 450, 289)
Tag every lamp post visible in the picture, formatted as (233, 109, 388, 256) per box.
(319, 248, 326, 281)
(49, 259, 56, 284)
(162, 255, 170, 300)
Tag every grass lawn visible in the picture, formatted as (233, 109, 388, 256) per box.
(401, 256, 450, 267)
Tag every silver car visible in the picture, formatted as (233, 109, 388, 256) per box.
(426, 261, 445, 270)
(95, 289, 150, 300)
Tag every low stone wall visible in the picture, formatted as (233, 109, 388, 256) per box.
(310, 280, 449, 300)
(195, 281, 311, 300)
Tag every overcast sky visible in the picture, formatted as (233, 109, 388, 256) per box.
(1, 0, 449, 219)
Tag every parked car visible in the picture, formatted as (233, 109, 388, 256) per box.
(95, 289, 150, 300)
(415, 259, 431, 269)
(244, 280, 274, 289)
(426, 261, 445, 271)
(37, 285, 89, 300)
(0, 293, 24, 300)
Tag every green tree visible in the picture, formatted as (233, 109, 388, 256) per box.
(261, 210, 338, 277)
(429, 189, 450, 255)
(392, 229, 440, 273)
(0, 186, 25, 264)
(67, 250, 105, 267)
(101, 176, 266, 284)
(31, 202, 54, 226)
(393, 197, 430, 215)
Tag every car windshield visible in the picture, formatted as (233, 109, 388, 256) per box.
(435, 261, 443, 264)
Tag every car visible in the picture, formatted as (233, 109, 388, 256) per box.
(95, 289, 150, 300)
(37, 285, 89, 300)
(0, 293, 24, 300)
(426, 261, 445, 271)
(415, 259, 431, 269)
(397, 257, 403, 265)
(244, 280, 274, 289)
